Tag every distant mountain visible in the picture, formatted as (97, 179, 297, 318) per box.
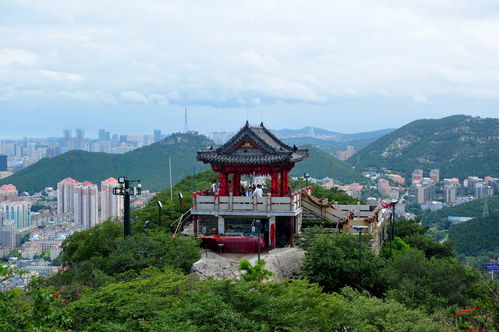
(349, 115, 499, 178)
(273, 127, 394, 140)
(0, 132, 367, 192)
(0, 133, 212, 193)
(282, 137, 343, 154)
(291, 145, 367, 184)
(274, 128, 395, 154)
(273, 127, 342, 138)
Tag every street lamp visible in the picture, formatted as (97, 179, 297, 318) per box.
(113, 176, 142, 237)
(157, 201, 163, 227)
(389, 199, 399, 258)
(304, 172, 310, 186)
(353, 225, 367, 285)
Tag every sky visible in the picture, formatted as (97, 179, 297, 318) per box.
(1, 0, 498, 138)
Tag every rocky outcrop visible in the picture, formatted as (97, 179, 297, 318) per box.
(191, 247, 305, 282)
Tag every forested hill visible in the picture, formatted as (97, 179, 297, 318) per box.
(421, 196, 499, 229)
(0, 134, 367, 192)
(291, 145, 367, 184)
(349, 115, 499, 178)
(0, 133, 212, 193)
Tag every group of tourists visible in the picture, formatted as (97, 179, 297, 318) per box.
(211, 180, 263, 197)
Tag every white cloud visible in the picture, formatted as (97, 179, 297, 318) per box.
(0, 48, 37, 66)
(0, 0, 498, 108)
(412, 94, 430, 104)
(40, 70, 84, 82)
(120, 90, 148, 104)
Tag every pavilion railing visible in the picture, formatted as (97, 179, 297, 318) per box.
(192, 191, 302, 213)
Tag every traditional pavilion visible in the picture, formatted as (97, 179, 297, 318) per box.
(191, 121, 308, 252)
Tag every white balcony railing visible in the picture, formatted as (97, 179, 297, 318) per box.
(192, 191, 302, 213)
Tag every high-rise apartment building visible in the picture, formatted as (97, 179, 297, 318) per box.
(0, 154, 7, 171)
(57, 178, 78, 214)
(444, 184, 457, 203)
(0, 220, 15, 250)
(153, 130, 162, 143)
(0, 201, 31, 230)
(429, 169, 440, 183)
(377, 178, 392, 197)
(474, 182, 494, 199)
(415, 178, 436, 204)
(465, 176, 481, 193)
(98, 129, 110, 141)
(63, 129, 73, 150)
(73, 181, 99, 229)
(101, 177, 123, 221)
(75, 129, 85, 150)
(412, 169, 423, 186)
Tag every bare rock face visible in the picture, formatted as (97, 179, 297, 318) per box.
(191, 250, 243, 280)
(253, 248, 305, 282)
(191, 247, 305, 282)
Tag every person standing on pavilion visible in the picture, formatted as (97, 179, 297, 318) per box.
(253, 184, 263, 198)
(211, 180, 218, 195)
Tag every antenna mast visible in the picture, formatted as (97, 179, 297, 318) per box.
(184, 107, 188, 133)
(483, 195, 490, 218)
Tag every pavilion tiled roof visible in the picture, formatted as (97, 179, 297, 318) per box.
(197, 122, 308, 165)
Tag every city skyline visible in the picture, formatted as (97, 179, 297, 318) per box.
(1, 1, 499, 137)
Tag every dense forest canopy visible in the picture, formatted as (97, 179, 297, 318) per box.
(1, 172, 497, 331)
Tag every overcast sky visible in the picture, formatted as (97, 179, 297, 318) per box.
(1, 0, 498, 138)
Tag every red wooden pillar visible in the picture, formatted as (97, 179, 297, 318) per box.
(290, 216, 295, 247)
(280, 170, 289, 196)
(219, 173, 228, 196)
(232, 173, 240, 195)
(192, 215, 198, 236)
(271, 172, 279, 196)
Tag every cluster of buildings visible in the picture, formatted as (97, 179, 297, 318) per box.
(0, 185, 32, 251)
(0, 128, 166, 175)
(370, 168, 498, 212)
(0, 257, 62, 291)
(57, 177, 124, 229)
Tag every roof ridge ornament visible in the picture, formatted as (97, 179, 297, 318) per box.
(245, 120, 249, 127)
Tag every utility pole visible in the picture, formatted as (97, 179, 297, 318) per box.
(113, 176, 142, 237)
(389, 199, 398, 258)
(482, 195, 490, 218)
(353, 226, 366, 285)
(169, 158, 173, 201)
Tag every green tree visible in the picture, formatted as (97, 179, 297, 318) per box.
(302, 233, 387, 296)
(380, 236, 411, 258)
(69, 268, 447, 331)
(55, 220, 200, 289)
(403, 233, 455, 259)
(386, 249, 484, 313)
(239, 259, 273, 282)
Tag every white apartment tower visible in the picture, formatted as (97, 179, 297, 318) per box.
(57, 178, 99, 229)
(57, 177, 78, 214)
(101, 177, 123, 221)
(74, 181, 99, 229)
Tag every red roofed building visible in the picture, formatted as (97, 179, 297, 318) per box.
(0, 184, 18, 202)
